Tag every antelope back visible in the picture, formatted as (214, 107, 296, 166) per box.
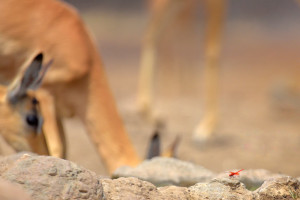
(0, 53, 50, 155)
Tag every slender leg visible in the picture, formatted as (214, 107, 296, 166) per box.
(85, 62, 142, 174)
(193, 0, 227, 141)
(35, 89, 66, 158)
(137, 0, 184, 120)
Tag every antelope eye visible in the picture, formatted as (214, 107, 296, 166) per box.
(26, 114, 39, 127)
(32, 97, 39, 105)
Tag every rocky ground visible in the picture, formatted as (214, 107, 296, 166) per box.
(0, 153, 299, 200)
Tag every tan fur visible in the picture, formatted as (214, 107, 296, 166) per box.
(0, 0, 140, 173)
(0, 86, 48, 155)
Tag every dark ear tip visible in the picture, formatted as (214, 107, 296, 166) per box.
(152, 131, 160, 140)
(35, 53, 43, 61)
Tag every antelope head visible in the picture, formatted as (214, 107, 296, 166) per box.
(0, 53, 51, 154)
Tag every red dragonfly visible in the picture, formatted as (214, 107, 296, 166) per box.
(229, 169, 244, 177)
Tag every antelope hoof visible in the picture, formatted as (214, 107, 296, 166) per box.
(192, 123, 215, 144)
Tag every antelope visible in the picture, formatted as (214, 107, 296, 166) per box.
(0, 0, 140, 173)
(0, 53, 57, 156)
(138, 0, 226, 141)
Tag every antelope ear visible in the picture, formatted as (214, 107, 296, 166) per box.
(29, 57, 53, 90)
(7, 53, 52, 103)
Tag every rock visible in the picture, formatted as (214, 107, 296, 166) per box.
(188, 178, 257, 199)
(101, 176, 300, 200)
(114, 157, 287, 190)
(256, 176, 300, 200)
(0, 153, 298, 199)
(113, 157, 215, 186)
(101, 177, 255, 200)
(239, 169, 285, 190)
(158, 186, 189, 200)
(0, 153, 102, 200)
(101, 177, 164, 200)
(102, 177, 192, 200)
(217, 169, 286, 190)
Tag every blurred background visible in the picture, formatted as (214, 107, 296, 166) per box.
(62, 0, 300, 176)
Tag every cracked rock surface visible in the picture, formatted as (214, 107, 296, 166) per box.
(114, 157, 287, 188)
(0, 153, 102, 200)
(0, 154, 299, 200)
(113, 157, 215, 186)
(257, 176, 300, 200)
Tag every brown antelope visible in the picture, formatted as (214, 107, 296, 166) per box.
(0, 53, 56, 155)
(0, 0, 140, 173)
(138, 0, 226, 141)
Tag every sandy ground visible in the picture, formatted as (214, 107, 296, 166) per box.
(3, 1, 300, 177)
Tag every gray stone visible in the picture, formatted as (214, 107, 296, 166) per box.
(0, 153, 102, 200)
(158, 186, 189, 200)
(256, 176, 300, 200)
(102, 177, 300, 200)
(113, 157, 215, 186)
(188, 178, 257, 200)
(101, 177, 164, 200)
(0, 154, 298, 199)
(217, 169, 286, 190)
